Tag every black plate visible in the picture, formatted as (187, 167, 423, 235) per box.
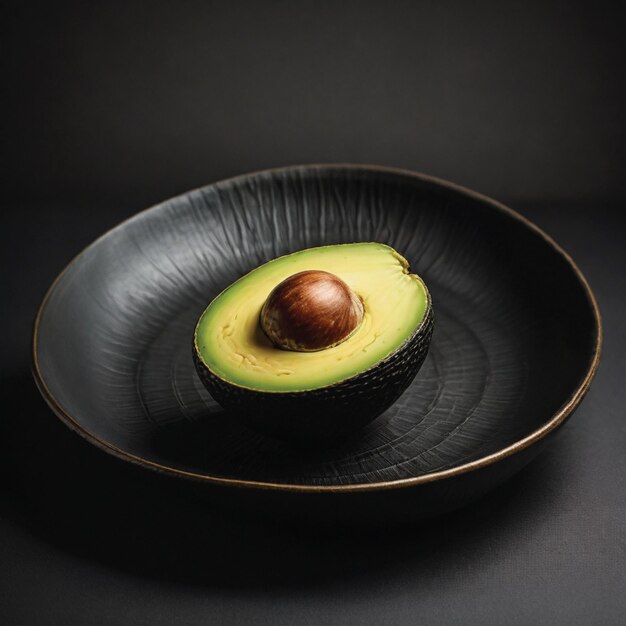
(32, 165, 600, 521)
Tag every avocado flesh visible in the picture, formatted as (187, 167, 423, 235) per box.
(195, 243, 429, 392)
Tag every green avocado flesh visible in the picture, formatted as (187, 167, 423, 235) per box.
(194, 243, 429, 392)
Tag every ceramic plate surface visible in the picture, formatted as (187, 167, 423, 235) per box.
(33, 165, 600, 516)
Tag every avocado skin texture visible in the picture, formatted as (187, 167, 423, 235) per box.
(193, 303, 433, 442)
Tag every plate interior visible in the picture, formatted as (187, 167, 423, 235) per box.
(35, 168, 597, 486)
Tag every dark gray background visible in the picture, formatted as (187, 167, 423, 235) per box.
(5, 0, 624, 207)
(2, 1, 624, 624)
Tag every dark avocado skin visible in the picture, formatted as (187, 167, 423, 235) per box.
(193, 303, 434, 442)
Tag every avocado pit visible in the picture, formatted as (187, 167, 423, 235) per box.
(260, 270, 364, 352)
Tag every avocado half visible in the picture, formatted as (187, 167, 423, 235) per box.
(193, 242, 433, 440)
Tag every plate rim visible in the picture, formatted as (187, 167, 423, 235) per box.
(31, 163, 603, 493)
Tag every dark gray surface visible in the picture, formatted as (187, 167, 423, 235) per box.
(5, 1, 624, 207)
(0, 200, 623, 625)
